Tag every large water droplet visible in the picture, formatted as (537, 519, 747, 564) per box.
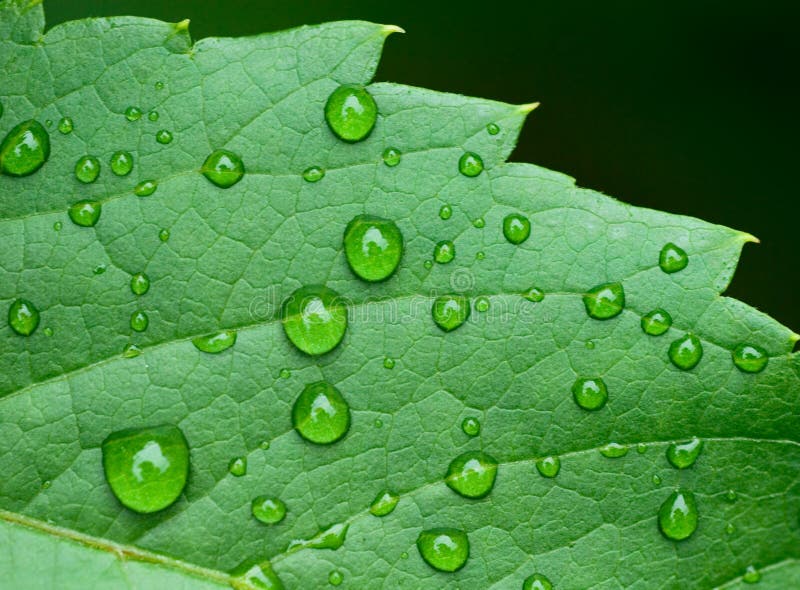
(369, 490, 399, 517)
(668, 334, 703, 370)
(572, 377, 608, 411)
(8, 298, 40, 336)
(343, 215, 403, 282)
(666, 437, 702, 469)
(659, 242, 688, 273)
(583, 282, 625, 320)
(433, 240, 455, 264)
(523, 573, 553, 590)
(536, 456, 561, 478)
(192, 330, 237, 354)
(101, 424, 189, 513)
(130, 272, 150, 296)
(292, 381, 350, 445)
(282, 285, 347, 355)
(732, 343, 768, 373)
(202, 149, 244, 188)
(658, 490, 698, 541)
(382, 147, 401, 167)
(503, 213, 531, 245)
(324, 84, 377, 142)
(74, 155, 101, 184)
(0, 120, 50, 176)
(130, 311, 149, 332)
(641, 308, 672, 336)
(125, 106, 142, 121)
(742, 565, 761, 584)
(156, 129, 173, 144)
(289, 522, 348, 552)
(461, 417, 480, 437)
(599, 442, 628, 458)
(57, 117, 74, 135)
(416, 528, 469, 573)
(251, 496, 286, 524)
(439, 204, 453, 220)
(231, 561, 284, 590)
(134, 180, 158, 197)
(68, 200, 102, 227)
(445, 451, 498, 499)
(486, 123, 500, 135)
(228, 456, 247, 477)
(458, 151, 483, 177)
(110, 151, 133, 176)
(432, 295, 470, 332)
(302, 166, 325, 183)
(522, 287, 545, 303)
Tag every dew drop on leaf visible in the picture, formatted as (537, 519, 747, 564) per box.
(382, 147, 401, 166)
(445, 451, 498, 499)
(302, 165, 325, 183)
(0, 119, 50, 176)
(130, 310, 149, 332)
(57, 116, 73, 135)
(383, 357, 395, 369)
(461, 417, 480, 437)
(134, 179, 158, 197)
(416, 528, 470, 573)
(583, 282, 625, 320)
(658, 490, 698, 541)
(154, 80, 165, 90)
(53, 221, 62, 231)
(666, 437, 703, 469)
(535, 455, 561, 478)
(148, 110, 159, 122)
(130, 272, 150, 296)
(659, 242, 688, 273)
(503, 213, 531, 244)
(279, 368, 291, 379)
(423, 259, 433, 269)
(742, 565, 761, 584)
(158, 228, 170, 242)
(68, 200, 101, 227)
(652, 474, 662, 486)
(328, 570, 344, 586)
(475, 296, 490, 312)
(74, 155, 100, 184)
(101, 424, 189, 514)
(124, 106, 142, 121)
(8, 298, 39, 336)
(668, 333, 703, 370)
(289, 522, 348, 552)
(369, 490, 399, 517)
(251, 496, 286, 524)
(122, 343, 142, 358)
(110, 150, 133, 176)
(599, 442, 628, 458)
(433, 240, 455, 264)
(281, 285, 348, 355)
(324, 84, 377, 142)
(486, 122, 500, 135)
(292, 381, 350, 444)
(523, 573, 553, 590)
(155, 129, 173, 144)
(571, 377, 608, 411)
(343, 215, 403, 282)
(439, 204, 452, 220)
(202, 149, 244, 188)
(522, 287, 545, 303)
(432, 295, 470, 332)
(231, 561, 284, 590)
(641, 308, 672, 336)
(732, 343, 768, 373)
(192, 330, 237, 354)
(43, 327, 53, 337)
(637, 443, 648, 454)
(472, 217, 485, 228)
(458, 151, 483, 177)
(726, 489, 738, 503)
(228, 456, 247, 477)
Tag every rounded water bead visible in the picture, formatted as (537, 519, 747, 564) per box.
(439, 205, 453, 220)
(328, 571, 344, 586)
(742, 565, 761, 584)
(599, 443, 628, 458)
(659, 242, 688, 273)
(445, 451, 498, 499)
(666, 437, 703, 469)
(110, 151, 133, 176)
(641, 309, 672, 336)
(130, 273, 150, 296)
(523, 574, 553, 590)
(192, 330, 237, 354)
(324, 84, 378, 142)
(68, 201, 101, 227)
(669, 334, 703, 370)
(461, 417, 480, 436)
(732, 344, 768, 373)
(122, 344, 142, 358)
(472, 217, 485, 228)
(572, 377, 608, 411)
(523, 287, 545, 302)
(475, 296, 490, 312)
(486, 122, 500, 135)
(458, 151, 483, 177)
(158, 228, 170, 242)
(416, 528, 469, 573)
(503, 213, 531, 244)
(432, 295, 470, 332)
(148, 110, 159, 122)
(281, 285, 348, 355)
(202, 149, 244, 188)
(583, 282, 625, 320)
(134, 180, 158, 197)
(369, 490, 399, 517)
(382, 147, 401, 166)
(658, 490, 698, 541)
(156, 130, 173, 144)
(383, 357, 395, 369)
(343, 215, 403, 282)
(74, 155, 101, 183)
(130, 311, 149, 332)
(302, 166, 325, 183)
(0, 119, 50, 176)
(251, 496, 286, 524)
(57, 117, 74, 134)
(292, 381, 350, 444)
(433, 240, 455, 264)
(228, 457, 247, 477)
(8, 299, 39, 336)
(536, 456, 560, 478)
(125, 106, 142, 121)
(53, 221, 62, 231)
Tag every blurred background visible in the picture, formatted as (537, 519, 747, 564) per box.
(46, 1, 800, 331)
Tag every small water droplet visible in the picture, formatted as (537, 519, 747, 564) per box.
(439, 205, 452, 220)
(0, 119, 50, 176)
(523, 573, 553, 590)
(400, 552, 409, 560)
(369, 490, 399, 517)
(725, 523, 736, 535)
(148, 110, 159, 122)
(637, 443, 648, 454)
(726, 489, 737, 503)
(101, 424, 189, 513)
(343, 215, 403, 282)
(289, 522, 348, 552)
(572, 377, 608, 411)
(486, 122, 500, 135)
(134, 180, 158, 197)
(130, 311, 149, 332)
(68, 200, 102, 227)
(155, 81, 165, 91)
(382, 147, 401, 167)
(658, 490, 698, 541)
(324, 84, 377, 142)
(130, 273, 150, 296)
(652, 474, 662, 486)
(57, 117, 73, 135)
(732, 343, 768, 373)
(41, 480, 51, 489)
(475, 251, 485, 260)
(742, 565, 761, 584)
(383, 357, 395, 369)
(122, 343, 142, 358)
(282, 285, 347, 355)
(125, 106, 142, 121)
(231, 561, 283, 590)
(202, 149, 244, 188)
(432, 295, 470, 332)
(302, 166, 325, 183)
(74, 155, 101, 184)
(583, 282, 625, 320)
(158, 228, 170, 242)
(155, 129, 173, 144)
(416, 528, 469, 573)
(374, 418, 383, 428)
(45, 119, 53, 128)
(228, 456, 247, 477)
(475, 296, 490, 312)
(535, 456, 561, 478)
(192, 330, 236, 354)
(260, 440, 271, 450)
(585, 340, 595, 350)
(53, 221, 62, 231)
(659, 242, 688, 273)
(279, 368, 291, 379)
(668, 334, 703, 370)
(251, 496, 286, 524)
(328, 571, 344, 586)
(472, 217, 485, 229)
(461, 417, 480, 437)
(458, 151, 483, 177)
(110, 151, 133, 176)
(8, 298, 40, 336)
(641, 308, 672, 336)
(503, 213, 531, 245)
(599, 442, 628, 458)
(423, 259, 433, 269)
(43, 327, 53, 337)
(445, 451, 498, 499)
(292, 381, 350, 444)
(522, 287, 545, 303)
(666, 437, 703, 469)
(433, 240, 455, 264)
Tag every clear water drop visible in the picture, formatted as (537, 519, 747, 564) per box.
(641, 308, 672, 336)
(725, 522, 736, 535)
(279, 368, 291, 379)
(666, 437, 703, 469)
(439, 204, 452, 220)
(416, 528, 469, 573)
(130, 311, 149, 332)
(134, 179, 158, 197)
(475, 251, 485, 260)
(343, 215, 403, 282)
(472, 217, 485, 229)
(110, 151, 133, 176)
(486, 122, 500, 135)
(668, 334, 703, 370)
(732, 344, 768, 373)
(461, 417, 480, 437)
(125, 106, 142, 121)
(535, 456, 560, 478)
(503, 213, 531, 245)
(122, 343, 142, 358)
(652, 474, 662, 486)
(523, 573, 553, 590)
(328, 571, 344, 586)
(0, 119, 50, 176)
(445, 451, 498, 499)
(302, 166, 325, 183)
(155, 129, 173, 144)
(289, 522, 348, 552)
(743, 566, 761, 584)
(155, 81, 165, 91)
(68, 200, 102, 227)
(658, 490, 698, 541)
(475, 296, 490, 312)
(158, 228, 170, 242)
(599, 442, 628, 458)
(281, 285, 347, 355)
(458, 151, 483, 177)
(292, 381, 350, 444)
(583, 282, 625, 320)
(324, 84, 377, 142)
(147, 110, 159, 122)
(369, 490, 399, 517)
(433, 240, 455, 264)
(57, 117, 73, 135)
(432, 295, 470, 332)
(228, 456, 247, 477)
(659, 242, 688, 273)
(572, 377, 608, 411)
(192, 330, 237, 354)
(43, 327, 53, 337)
(130, 273, 150, 296)
(522, 287, 545, 303)
(383, 357, 395, 369)
(202, 149, 245, 188)
(231, 561, 284, 590)
(251, 496, 286, 524)
(74, 155, 101, 184)
(382, 147, 401, 167)
(53, 221, 62, 231)
(8, 298, 40, 336)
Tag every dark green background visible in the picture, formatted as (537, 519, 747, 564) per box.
(46, 1, 800, 331)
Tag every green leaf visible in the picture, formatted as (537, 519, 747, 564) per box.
(1, 1, 798, 588)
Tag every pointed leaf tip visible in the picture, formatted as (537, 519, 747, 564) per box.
(175, 19, 190, 32)
(518, 101, 541, 114)
(381, 24, 406, 36)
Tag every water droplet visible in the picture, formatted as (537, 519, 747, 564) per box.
(486, 122, 500, 135)
(475, 251, 485, 260)
(523, 573, 553, 590)
(369, 490, 399, 517)
(652, 474, 662, 486)
(374, 418, 383, 428)
(125, 106, 142, 121)
(45, 119, 53, 128)
(228, 456, 247, 477)
(458, 151, 483, 177)
(192, 330, 237, 354)
(130, 273, 150, 296)
(742, 565, 761, 584)
(302, 166, 324, 183)
(659, 242, 688, 273)
(279, 368, 291, 379)
(725, 523, 736, 535)
(260, 440, 271, 450)
(74, 155, 101, 184)
(439, 205, 452, 220)
(423, 259, 433, 269)
(583, 282, 625, 320)
(445, 451, 498, 499)
(8, 298, 40, 336)
(292, 381, 350, 444)
(726, 489, 737, 503)
(637, 443, 648, 454)
(101, 424, 189, 513)
(732, 343, 768, 373)
(599, 442, 628, 458)
(68, 200, 101, 227)
(461, 417, 480, 437)
(53, 221, 62, 231)
(130, 311, 149, 332)
(641, 308, 672, 336)
(668, 334, 703, 370)
(535, 456, 560, 478)
(522, 287, 545, 303)
(148, 110, 159, 122)
(472, 217, 485, 229)
(658, 490, 698, 541)
(43, 327, 53, 337)
(324, 84, 377, 142)
(202, 149, 244, 188)
(572, 377, 608, 411)
(432, 295, 470, 332)
(251, 496, 286, 524)
(328, 571, 344, 586)
(416, 528, 469, 573)
(231, 561, 284, 590)
(400, 552, 409, 559)
(585, 340, 595, 350)
(282, 285, 347, 355)
(343, 215, 403, 282)
(666, 437, 703, 469)
(382, 147, 401, 166)
(289, 522, 348, 552)
(433, 240, 455, 264)
(383, 357, 395, 369)
(57, 117, 73, 135)
(158, 228, 170, 242)
(110, 151, 133, 176)
(155, 81, 165, 91)
(134, 179, 158, 197)
(503, 213, 531, 245)
(41, 480, 51, 489)
(122, 344, 142, 358)
(0, 120, 50, 176)
(155, 129, 173, 144)
(475, 296, 490, 312)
